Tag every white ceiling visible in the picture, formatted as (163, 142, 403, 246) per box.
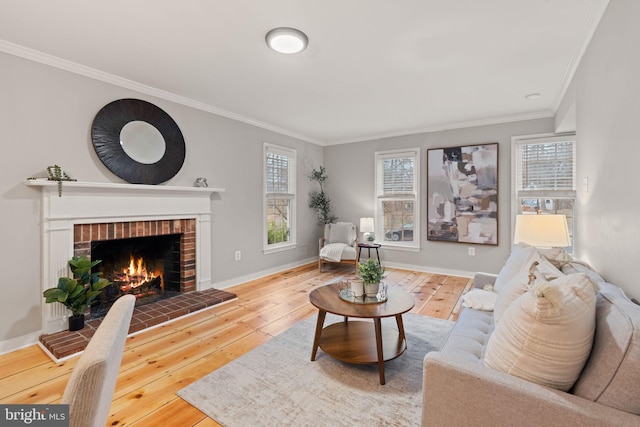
(0, 0, 609, 145)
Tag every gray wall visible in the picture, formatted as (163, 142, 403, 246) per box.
(323, 118, 555, 276)
(0, 52, 323, 350)
(559, 0, 640, 299)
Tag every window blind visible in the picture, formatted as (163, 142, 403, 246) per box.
(517, 140, 575, 192)
(378, 154, 415, 197)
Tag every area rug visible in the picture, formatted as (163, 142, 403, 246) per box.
(177, 313, 453, 426)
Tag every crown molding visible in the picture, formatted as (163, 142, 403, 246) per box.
(550, 0, 610, 113)
(0, 39, 323, 145)
(325, 110, 555, 146)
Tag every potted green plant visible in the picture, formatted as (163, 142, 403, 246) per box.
(43, 256, 111, 331)
(357, 258, 386, 297)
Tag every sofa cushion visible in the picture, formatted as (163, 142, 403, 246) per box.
(484, 273, 598, 391)
(494, 243, 562, 294)
(440, 306, 494, 363)
(572, 282, 640, 415)
(561, 261, 605, 283)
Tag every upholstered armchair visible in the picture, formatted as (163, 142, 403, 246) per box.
(318, 222, 358, 272)
(61, 295, 135, 427)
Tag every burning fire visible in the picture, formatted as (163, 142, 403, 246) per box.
(116, 255, 161, 292)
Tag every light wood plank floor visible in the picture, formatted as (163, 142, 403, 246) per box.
(0, 263, 472, 426)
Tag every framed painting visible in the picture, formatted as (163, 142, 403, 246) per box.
(427, 143, 498, 245)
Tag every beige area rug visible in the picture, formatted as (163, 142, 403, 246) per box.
(177, 313, 454, 426)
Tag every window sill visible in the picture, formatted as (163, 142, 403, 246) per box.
(375, 242, 420, 253)
(263, 243, 297, 255)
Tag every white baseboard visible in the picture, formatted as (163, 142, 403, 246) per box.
(380, 261, 474, 278)
(0, 331, 42, 356)
(209, 257, 318, 290)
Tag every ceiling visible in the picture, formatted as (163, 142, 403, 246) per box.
(0, 0, 609, 145)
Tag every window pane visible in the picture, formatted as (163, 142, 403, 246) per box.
(519, 141, 574, 191)
(382, 200, 414, 242)
(266, 152, 289, 193)
(382, 157, 414, 195)
(267, 198, 290, 244)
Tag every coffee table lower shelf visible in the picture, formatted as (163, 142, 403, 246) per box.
(318, 320, 407, 364)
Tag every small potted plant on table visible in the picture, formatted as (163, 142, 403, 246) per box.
(43, 256, 111, 331)
(357, 258, 386, 297)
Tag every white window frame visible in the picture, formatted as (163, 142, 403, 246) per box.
(374, 148, 421, 251)
(263, 143, 297, 254)
(511, 133, 576, 250)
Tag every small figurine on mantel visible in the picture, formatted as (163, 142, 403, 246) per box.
(194, 177, 208, 187)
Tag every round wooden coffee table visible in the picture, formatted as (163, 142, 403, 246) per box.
(309, 282, 415, 385)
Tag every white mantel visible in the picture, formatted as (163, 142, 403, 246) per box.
(26, 180, 225, 334)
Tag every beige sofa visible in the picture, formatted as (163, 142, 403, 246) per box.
(422, 258, 640, 426)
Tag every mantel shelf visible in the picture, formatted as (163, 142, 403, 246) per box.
(24, 179, 225, 195)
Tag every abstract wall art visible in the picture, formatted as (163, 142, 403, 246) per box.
(427, 143, 498, 245)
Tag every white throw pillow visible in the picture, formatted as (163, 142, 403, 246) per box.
(484, 273, 598, 391)
(461, 289, 498, 311)
(494, 243, 563, 294)
(493, 257, 564, 324)
(493, 243, 537, 293)
(328, 222, 354, 245)
(493, 270, 530, 323)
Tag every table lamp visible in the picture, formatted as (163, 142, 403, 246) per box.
(359, 217, 375, 242)
(513, 214, 571, 248)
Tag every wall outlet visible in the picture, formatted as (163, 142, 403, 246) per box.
(468, 247, 475, 256)
(234, 250, 241, 261)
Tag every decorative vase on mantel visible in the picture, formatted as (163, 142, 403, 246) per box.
(68, 314, 85, 332)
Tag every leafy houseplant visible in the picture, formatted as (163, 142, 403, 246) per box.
(308, 166, 337, 225)
(357, 258, 386, 296)
(43, 256, 111, 331)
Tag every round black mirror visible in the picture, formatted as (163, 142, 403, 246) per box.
(91, 99, 185, 184)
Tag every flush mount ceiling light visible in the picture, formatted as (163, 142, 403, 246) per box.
(525, 93, 541, 100)
(265, 27, 308, 54)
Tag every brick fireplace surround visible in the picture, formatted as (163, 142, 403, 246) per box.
(73, 218, 197, 293)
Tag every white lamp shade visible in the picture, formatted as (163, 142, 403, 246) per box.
(359, 218, 375, 233)
(514, 214, 571, 247)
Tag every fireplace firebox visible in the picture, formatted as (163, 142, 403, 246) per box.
(90, 234, 182, 317)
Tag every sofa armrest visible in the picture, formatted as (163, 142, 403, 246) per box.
(422, 352, 639, 427)
(473, 272, 497, 289)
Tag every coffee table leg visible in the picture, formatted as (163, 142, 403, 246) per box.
(395, 314, 406, 347)
(311, 310, 327, 361)
(374, 318, 385, 385)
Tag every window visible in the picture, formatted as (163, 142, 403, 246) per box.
(375, 148, 420, 250)
(513, 135, 576, 250)
(264, 143, 296, 252)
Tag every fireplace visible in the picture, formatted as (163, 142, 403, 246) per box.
(73, 219, 196, 318)
(90, 234, 181, 317)
(27, 180, 223, 334)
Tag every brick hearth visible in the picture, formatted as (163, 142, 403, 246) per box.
(39, 288, 236, 360)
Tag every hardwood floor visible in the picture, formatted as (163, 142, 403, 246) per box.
(0, 263, 472, 426)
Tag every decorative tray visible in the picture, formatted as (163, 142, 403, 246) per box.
(339, 289, 387, 304)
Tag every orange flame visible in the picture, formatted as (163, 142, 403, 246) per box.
(121, 255, 157, 289)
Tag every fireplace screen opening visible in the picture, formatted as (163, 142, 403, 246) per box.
(90, 234, 181, 317)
